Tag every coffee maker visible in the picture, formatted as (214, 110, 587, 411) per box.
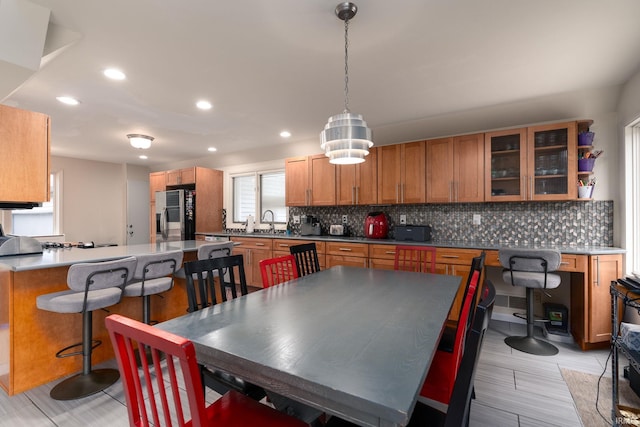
(300, 215, 321, 236)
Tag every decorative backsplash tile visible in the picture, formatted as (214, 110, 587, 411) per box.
(288, 201, 614, 246)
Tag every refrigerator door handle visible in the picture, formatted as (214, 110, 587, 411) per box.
(161, 207, 169, 239)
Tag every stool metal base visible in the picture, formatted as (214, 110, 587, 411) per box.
(505, 335, 559, 356)
(50, 369, 120, 400)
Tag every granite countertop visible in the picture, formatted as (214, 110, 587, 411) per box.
(0, 241, 206, 272)
(198, 231, 625, 256)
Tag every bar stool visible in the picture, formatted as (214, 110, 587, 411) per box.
(36, 256, 137, 400)
(499, 248, 561, 356)
(124, 250, 183, 325)
(174, 241, 234, 279)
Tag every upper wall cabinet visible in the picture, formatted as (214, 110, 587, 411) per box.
(166, 167, 196, 186)
(285, 154, 336, 206)
(426, 134, 484, 203)
(0, 105, 50, 203)
(485, 121, 577, 201)
(377, 141, 426, 204)
(336, 147, 378, 205)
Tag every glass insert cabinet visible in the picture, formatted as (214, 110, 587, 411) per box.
(485, 122, 578, 201)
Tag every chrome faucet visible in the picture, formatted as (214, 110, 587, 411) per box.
(262, 210, 275, 233)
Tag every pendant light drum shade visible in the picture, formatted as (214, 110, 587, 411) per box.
(320, 2, 373, 165)
(320, 112, 372, 164)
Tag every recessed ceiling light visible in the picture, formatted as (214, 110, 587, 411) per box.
(196, 100, 212, 110)
(56, 96, 79, 105)
(208, 147, 217, 152)
(139, 155, 148, 160)
(280, 130, 291, 138)
(104, 68, 126, 80)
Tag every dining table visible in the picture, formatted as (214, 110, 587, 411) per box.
(156, 265, 461, 427)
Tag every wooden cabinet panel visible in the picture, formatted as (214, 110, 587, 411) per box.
(325, 241, 369, 268)
(149, 172, 166, 202)
(368, 243, 397, 271)
(377, 142, 425, 204)
(272, 239, 326, 269)
(336, 147, 377, 205)
(326, 255, 369, 269)
(426, 138, 454, 203)
(231, 237, 273, 287)
(285, 157, 310, 206)
(0, 105, 50, 203)
(309, 154, 336, 206)
(166, 167, 195, 186)
(587, 254, 622, 343)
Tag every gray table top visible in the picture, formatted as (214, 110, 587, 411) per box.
(0, 241, 205, 272)
(157, 265, 461, 427)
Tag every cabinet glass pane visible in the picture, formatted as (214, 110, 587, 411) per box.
(490, 134, 521, 197)
(533, 128, 568, 195)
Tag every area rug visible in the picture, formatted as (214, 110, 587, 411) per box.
(561, 368, 640, 427)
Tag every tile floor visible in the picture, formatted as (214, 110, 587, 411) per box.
(0, 320, 620, 426)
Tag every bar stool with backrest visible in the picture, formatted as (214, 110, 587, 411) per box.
(123, 249, 183, 325)
(183, 254, 265, 401)
(289, 242, 320, 277)
(499, 247, 562, 356)
(105, 314, 306, 427)
(173, 241, 234, 280)
(35, 256, 137, 400)
(394, 245, 437, 273)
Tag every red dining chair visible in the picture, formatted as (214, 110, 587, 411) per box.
(105, 314, 306, 427)
(394, 245, 437, 273)
(419, 261, 483, 406)
(260, 254, 299, 287)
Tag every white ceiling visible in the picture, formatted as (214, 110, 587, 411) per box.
(3, 0, 640, 167)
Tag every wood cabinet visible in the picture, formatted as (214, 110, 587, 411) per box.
(0, 104, 50, 203)
(230, 237, 273, 287)
(336, 147, 378, 205)
(272, 239, 326, 270)
(325, 242, 369, 268)
(485, 122, 577, 201)
(368, 244, 398, 270)
(285, 154, 336, 206)
(583, 254, 623, 344)
(426, 134, 484, 203)
(166, 167, 196, 186)
(435, 248, 483, 322)
(149, 167, 223, 242)
(377, 141, 426, 204)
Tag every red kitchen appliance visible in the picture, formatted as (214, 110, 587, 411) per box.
(364, 212, 388, 239)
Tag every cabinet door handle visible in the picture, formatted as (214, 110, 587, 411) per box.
(278, 244, 290, 248)
(594, 256, 600, 286)
(255, 243, 266, 247)
(355, 187, 359, 205)
(441, 255, 459, 259)
(521, 176, 526, 200)
(385, 251, 396, 255)
(449, 182, 453, 202)
(352, 186, 356, 205)
(338, 247, 352, 252)
(402, 183, 405, 203)
(529, 176, 534, 201)
(560, 261, 570, 265)
(396, 184, 399, 203)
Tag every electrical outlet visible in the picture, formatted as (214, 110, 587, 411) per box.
(293, 215, 300, 224)
(342, 215, 348, 224)
(472, 214, 481, 225)
(400, 215, 407, 225)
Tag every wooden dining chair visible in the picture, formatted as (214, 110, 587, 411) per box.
(183, 254, 265, 401)
(394, 245, 437, 273)
(289, 243, 321, 277)
(260, 254, 299, 287)
(326, 281, 496, 427)
(418, 254, 485, 407)
(105, 314, 306, 427)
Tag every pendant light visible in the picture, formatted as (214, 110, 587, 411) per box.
(320, 2, 373, 165)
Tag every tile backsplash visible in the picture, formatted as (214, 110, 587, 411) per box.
(288, 201, 613, 246)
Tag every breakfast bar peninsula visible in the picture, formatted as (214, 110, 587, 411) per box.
(0, 241, 206, 395)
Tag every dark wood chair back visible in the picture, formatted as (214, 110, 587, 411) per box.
(289, 243, 320, 277)
(183, 254, 248, 312)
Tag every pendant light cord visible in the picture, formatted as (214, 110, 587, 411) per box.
(343, 18, 350, 114)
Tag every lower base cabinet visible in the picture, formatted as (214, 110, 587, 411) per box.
(325, 242, 369, 268)
(230, 237, 272, 287)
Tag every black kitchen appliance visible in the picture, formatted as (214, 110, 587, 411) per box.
(394, 225, 432, 242)
(155, 189, 196, 242)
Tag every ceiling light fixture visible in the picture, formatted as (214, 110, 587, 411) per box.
(280, 130, 291, 138)
(104, 68, 126, 80)
(56, 96, 79, 106)
(320, 2, 373, 165)
(208, 147, 217, 152)
(196, 100, 212, 110)
(127, 134, 154, 149)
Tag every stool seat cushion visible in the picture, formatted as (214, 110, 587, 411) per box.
(502, 270, 561, 289)
(36, 287, 123, 313)
(123, 277, 173, 297)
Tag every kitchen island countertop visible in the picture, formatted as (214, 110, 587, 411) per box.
(0, 240, 210, 272)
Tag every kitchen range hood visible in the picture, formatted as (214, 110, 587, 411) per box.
(0, 202, 41, 209)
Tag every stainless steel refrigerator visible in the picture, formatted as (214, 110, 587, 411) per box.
(155, 189, 196, 242)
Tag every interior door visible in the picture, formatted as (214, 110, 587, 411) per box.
(127, 180, 150, 245)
